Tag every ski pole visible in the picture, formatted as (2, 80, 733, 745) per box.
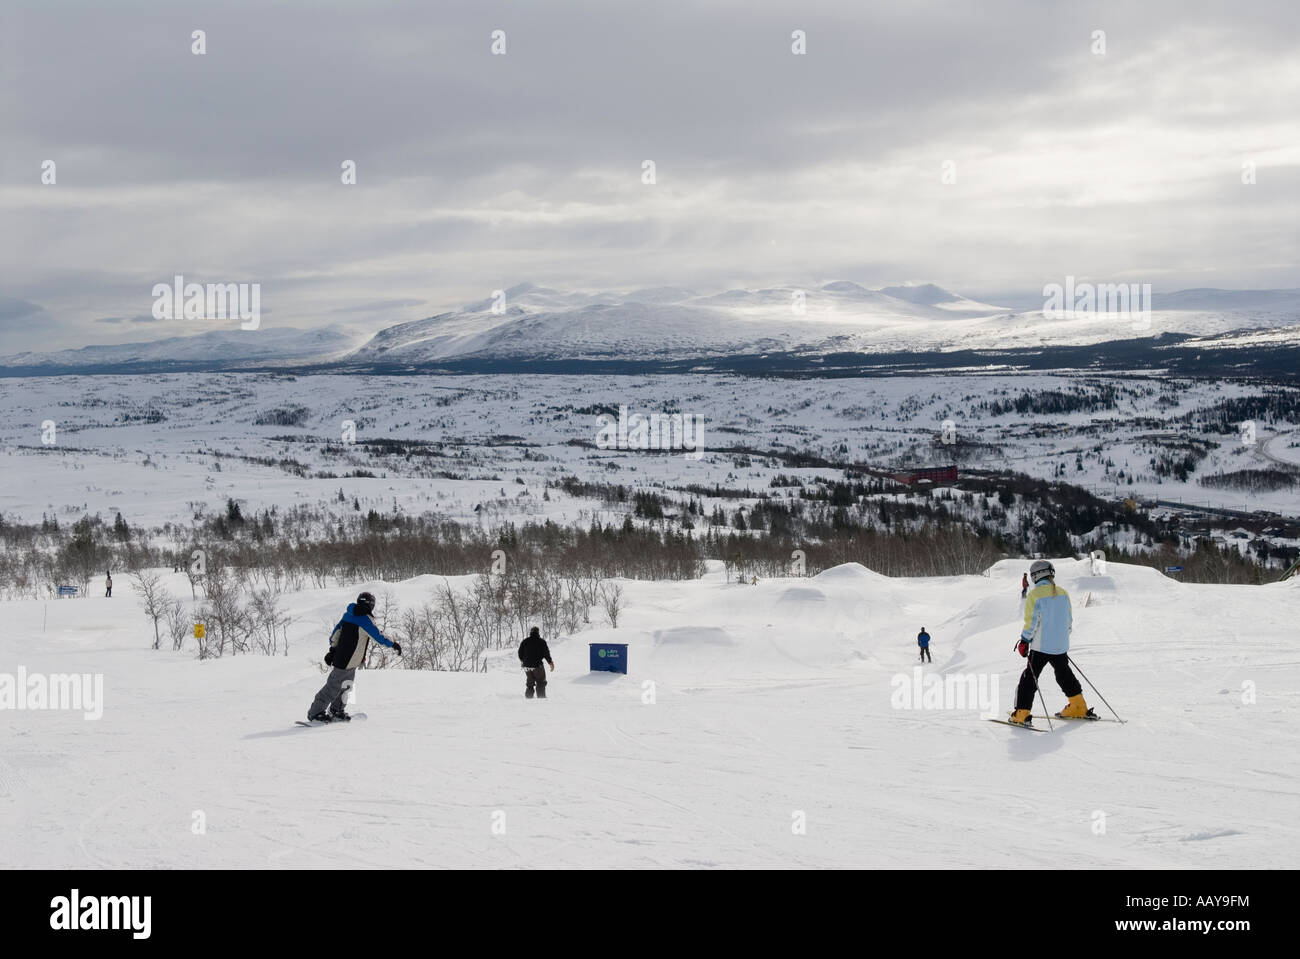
(1013, 643, 1054, 730)
(1067, 654, 1125, 723)
(1026, 653, 1054, 730)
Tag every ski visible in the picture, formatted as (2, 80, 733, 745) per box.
(1035, 713, 1122, 723)
(294, 712, 367, 727)
(986, 719, 1047, 732)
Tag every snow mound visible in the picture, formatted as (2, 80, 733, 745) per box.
(653, 626, 734, 646)
(773, 586, 828, 605)
(811, 562, 888, 584)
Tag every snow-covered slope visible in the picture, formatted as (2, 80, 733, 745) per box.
(347, 284, 1300, 365)
(3, 558, 1296, 868)
(347, 281, 1011, 363)
(0, 327, 360, 371)
(876, 282, 1006, 313)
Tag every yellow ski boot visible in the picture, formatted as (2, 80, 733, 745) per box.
(1057, 694, 1091, 719)
(1007, 708, 1033, 726)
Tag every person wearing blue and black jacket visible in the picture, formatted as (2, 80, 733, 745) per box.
(917, 627, 931, 663)
(308, 591, 401, 722)
(1008, 560, 1088, 726)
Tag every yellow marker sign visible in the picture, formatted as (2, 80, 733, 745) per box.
(194, 623, 206, 639)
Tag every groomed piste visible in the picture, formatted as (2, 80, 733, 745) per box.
(3, 558, 1296, 868)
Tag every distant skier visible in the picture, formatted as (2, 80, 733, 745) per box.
(917, 627, 931, 663)
(1008, 560, 1089, 726)
(1020, 572, 1028, 600)
(518, 626, 554, 699)
(308, 591, 401, 723)
(105, 571, 112, 598)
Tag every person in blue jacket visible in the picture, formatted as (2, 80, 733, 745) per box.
(308, 591, 401, 722)
(1008, 561, 1089, 725)
(917, 627, 931, 663)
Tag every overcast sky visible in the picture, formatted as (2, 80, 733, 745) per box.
(1, 0, 1298, 351)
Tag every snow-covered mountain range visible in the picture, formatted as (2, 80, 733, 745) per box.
(3, 283, 1299, 374)
(348, 281, 1015, 365)
(347, 282, 1300, 365)
(0, 327, 358, 373)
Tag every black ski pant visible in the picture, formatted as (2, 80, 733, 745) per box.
(1015, 651, 1081, 711)
(309, 666, 357, 717)
(524, 666, 547, 699)
(918, 646, 931, 662)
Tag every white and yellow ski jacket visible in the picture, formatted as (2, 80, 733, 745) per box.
(1021, 580, 1072, 654)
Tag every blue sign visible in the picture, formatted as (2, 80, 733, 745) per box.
(1164, 566, 1183, 573)
(57, 585, 79, 597)
(589, 643, 628, 674)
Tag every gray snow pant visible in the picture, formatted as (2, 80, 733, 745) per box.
(309, 666, 357, 718)
(524, 666, 547, 699)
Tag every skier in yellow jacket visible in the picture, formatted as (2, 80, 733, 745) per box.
(1008, 560, 1090, 726)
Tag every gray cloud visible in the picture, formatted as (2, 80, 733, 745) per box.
(0, 298, 45, 324)
(1, 0, 1297, 352)
(94, 314, 159, 324)
(331, 298, 426, 313)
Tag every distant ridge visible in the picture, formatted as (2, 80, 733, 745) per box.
(2, 285, 1297, 377)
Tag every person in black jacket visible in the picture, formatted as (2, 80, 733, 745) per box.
(518, 626, 554, 699)
(307, 591, 401, 722)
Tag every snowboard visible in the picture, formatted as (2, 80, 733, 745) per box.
(295, 712, 367, 727)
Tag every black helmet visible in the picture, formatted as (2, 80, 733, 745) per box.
(529, 626, 540, 638)
(355, 591, 376, 616)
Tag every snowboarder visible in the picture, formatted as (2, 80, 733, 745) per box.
(105, 571, 112, 598)
(518, 626, 554, 699)
(307, 591, 401, 722)
(1008, 560, 1088, 725)
(1020, 572, 1028, 600)
(917, 627, 931, 663)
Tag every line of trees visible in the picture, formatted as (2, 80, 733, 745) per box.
(0, 460, 1288, 611)
(1200, 468, 1298, 492)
